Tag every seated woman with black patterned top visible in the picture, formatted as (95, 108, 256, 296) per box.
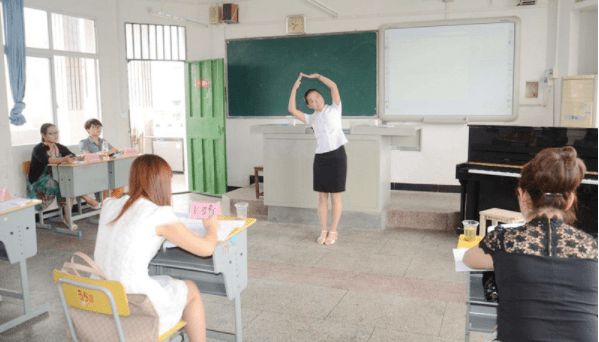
(464, 146, 597, 342)
(28, 123, 100, 230)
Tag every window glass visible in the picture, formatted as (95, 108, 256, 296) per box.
(7, 9, 101, 146)
(51, 13, 96, 53)
(8, 57, 53, 145)
(126, 23, 185, 61)
(54, 56, 100, 145)
(24, 8, 49, 49)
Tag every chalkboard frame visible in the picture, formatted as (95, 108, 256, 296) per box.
(379, 17, 521, 123)
(225, 31, 378, 118)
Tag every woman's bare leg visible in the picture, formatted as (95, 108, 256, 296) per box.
(182, 280, 206, 342)
(317, 192, 329, 243)
(81, 194, 99, 207)
(330, 192, 343, 233)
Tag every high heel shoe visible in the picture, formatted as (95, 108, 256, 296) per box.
(316, 230, 328, 245)
(325, 231, 337, 245)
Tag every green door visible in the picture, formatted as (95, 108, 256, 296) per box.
(186, 59, 227, 195)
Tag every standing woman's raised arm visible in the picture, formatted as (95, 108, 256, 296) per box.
(288, 74, 307, 123)
(302, 73, 340, 106)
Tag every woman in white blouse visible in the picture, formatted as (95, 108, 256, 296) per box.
(288, 72, 347, 245)
(94, 154, 218, 342)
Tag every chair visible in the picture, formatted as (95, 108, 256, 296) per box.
(478, 208, 524, 236)
(53, 269, 186, 342)
(22, 161, 63, 230)
(253, 166, 263, 199)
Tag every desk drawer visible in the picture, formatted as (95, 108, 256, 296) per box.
(148, 264, 227, 297)
(468, 303, 497, 333)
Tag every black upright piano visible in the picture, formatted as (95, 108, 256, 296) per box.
(456, 125, 598, 236)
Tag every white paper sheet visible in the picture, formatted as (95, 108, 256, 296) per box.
(453, 248, 478, 272)
(0, 197, 33, 212)
(163, 213, 245, 248)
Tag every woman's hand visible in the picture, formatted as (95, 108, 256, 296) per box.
(62, 156, 76, 164)
(202, 215, 219, 235)
(292, 74, 302, 90)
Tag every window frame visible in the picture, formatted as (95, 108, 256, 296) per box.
(5, 7, 102, 146)
(125, 22, 187, 62)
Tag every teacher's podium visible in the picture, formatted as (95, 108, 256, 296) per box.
(252, 123, 420, 229)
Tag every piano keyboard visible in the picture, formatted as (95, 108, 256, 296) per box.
(468, 169, 598, 185)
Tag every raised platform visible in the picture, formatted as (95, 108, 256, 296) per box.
(222, 186, 460, 232)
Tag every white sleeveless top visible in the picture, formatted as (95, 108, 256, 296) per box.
(94, 196, 188, 335)
(303, 102, 347, 154)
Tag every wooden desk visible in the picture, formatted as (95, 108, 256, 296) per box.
(148, 218, 255, 342)
(0, 199, 49, 332)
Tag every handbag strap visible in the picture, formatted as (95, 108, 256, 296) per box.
(62, 251, 108, 279)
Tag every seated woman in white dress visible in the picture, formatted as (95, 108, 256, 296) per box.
(94, 154, 218, 342)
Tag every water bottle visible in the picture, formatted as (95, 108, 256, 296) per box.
(101, 141, 109, 160)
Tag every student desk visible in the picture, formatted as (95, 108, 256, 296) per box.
(50, 155, 135, 236)
(0, 199, 49, 333)
(148, 218, 255, 342)
(457, 236, 496, 341)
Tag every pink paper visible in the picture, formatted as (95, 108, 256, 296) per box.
(0, 187, 10, 201)
(189, 202, 221, 219)
(123, 148, 137, 156)
(84, 153, 101, 162)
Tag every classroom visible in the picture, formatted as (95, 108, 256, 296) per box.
(0, 0, 597, 341)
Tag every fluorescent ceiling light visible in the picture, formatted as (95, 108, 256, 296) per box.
(149, 9, 208, 27)
(305, 0, 339, 18)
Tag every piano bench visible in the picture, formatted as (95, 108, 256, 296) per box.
(479, 208, 524, 236)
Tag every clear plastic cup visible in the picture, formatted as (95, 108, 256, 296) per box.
(234, 202, 249, 219)
(462, 220, 479, 242)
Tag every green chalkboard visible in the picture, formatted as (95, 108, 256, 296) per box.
(226, 31, 377, 117)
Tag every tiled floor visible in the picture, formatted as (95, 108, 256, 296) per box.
(0, 193, 492, 342)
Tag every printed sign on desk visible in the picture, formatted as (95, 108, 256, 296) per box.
(84, 153, 101, 162)
(122, 148, 138, 156)
(0, 187, 10, 201)
(189, 202, 221, 219)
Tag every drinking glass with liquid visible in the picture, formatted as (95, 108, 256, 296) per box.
(462, 220, 479, 242)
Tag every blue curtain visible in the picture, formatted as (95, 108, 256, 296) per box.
(3, 0, 26, 126)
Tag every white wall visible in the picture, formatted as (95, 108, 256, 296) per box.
(577, 9, 598, 75)
(0, 0, 595, 196)
(220, 0, 556, 187)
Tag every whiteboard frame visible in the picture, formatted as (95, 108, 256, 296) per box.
(379, 17, 520, 123)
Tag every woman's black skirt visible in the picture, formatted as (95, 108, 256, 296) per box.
(313, 145, 347, 193)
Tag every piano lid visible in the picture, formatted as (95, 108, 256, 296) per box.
(467, 125, 598, 173)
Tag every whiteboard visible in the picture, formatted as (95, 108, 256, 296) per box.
(380, 18, 519, 122)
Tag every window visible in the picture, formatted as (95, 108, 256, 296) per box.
(6, 9, 100, 146)
(125, 23, 186, 61)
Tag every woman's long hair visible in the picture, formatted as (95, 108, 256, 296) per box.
(110, 154, 172, 223)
